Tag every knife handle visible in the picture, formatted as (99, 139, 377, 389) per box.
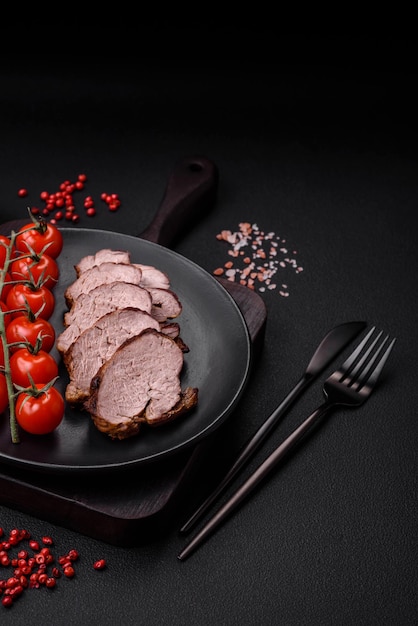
(138, 155, 219, 247)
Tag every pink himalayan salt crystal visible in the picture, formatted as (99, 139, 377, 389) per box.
(214, 222, 303, 295)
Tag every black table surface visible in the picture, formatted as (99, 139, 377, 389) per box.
(1, 42, 417, 625)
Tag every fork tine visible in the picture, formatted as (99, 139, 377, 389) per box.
(349, 329, 383, 380)
(362, 336, 396, 390)
(339, 326, 376, 379)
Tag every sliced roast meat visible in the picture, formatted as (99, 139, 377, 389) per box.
(57, 282, 153, 354)
(64, 307, 161, 406)
(65, 262, 143, 306)
(148, 287, 182, 322)
(75, 249, 131, 276)
(84, 328, 198, 440)
(134, 264, 170, 290)
(159, 321, 181, 339)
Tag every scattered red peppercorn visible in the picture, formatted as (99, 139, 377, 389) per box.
(0, 527, 107, 609)
(63, 566, 75, 578)
(67, 549, 79, 561)
(42, 536, 53, 546)
(17, 174, 121, 224)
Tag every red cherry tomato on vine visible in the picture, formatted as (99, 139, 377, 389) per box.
(15, 384, 65, 434)
(6, 315, 56, 353)
(15, 221, 63, 259)
(0, 301, 12, 328)
(0, 235, 12, 269)
(6, 283, 55, 320)
(0, 373, 8, 413)
(10, 347, 58, 387)
(10, 252, 59, 290)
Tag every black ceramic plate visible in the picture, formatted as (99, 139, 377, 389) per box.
(0, 228, 252, 474)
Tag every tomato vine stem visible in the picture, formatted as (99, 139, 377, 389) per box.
(0, 229, 21, 443)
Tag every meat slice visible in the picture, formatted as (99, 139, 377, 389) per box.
(148, 287, 182, 322)
(57, 282, 153, 354)
(134, 264, 170, 290)
(64, 307, 161, 406)
(84, 328, 198, 440)
(65, 262, 143, 306)
(75, 249, 131, 276)
(159, 322, 181, 340)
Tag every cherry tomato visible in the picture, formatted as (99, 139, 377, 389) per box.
(6, 315, 55, 353)
(15, 221, 63, 259)
(6, 283, 55, 320)
(15, 384, 64, 434)
(0, 235, 12, 269)
(0, 301, 12, 328)
(0, 373, 8, 413)
(10, 252, 59, 290)
(10, 347, 58, 387)
(0, 271, 12, 301)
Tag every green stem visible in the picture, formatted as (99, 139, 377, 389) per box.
(0, 319, 19, 443)
(1, 231, 20, 442)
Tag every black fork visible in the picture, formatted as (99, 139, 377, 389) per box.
(178, 326, 396, 561)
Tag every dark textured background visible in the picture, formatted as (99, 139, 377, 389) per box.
(0, 35, 417, 624)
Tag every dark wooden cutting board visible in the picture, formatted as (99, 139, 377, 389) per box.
(0, 157, 267, 545)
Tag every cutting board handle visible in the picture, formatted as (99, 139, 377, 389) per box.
(138, 155, 218, 246)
